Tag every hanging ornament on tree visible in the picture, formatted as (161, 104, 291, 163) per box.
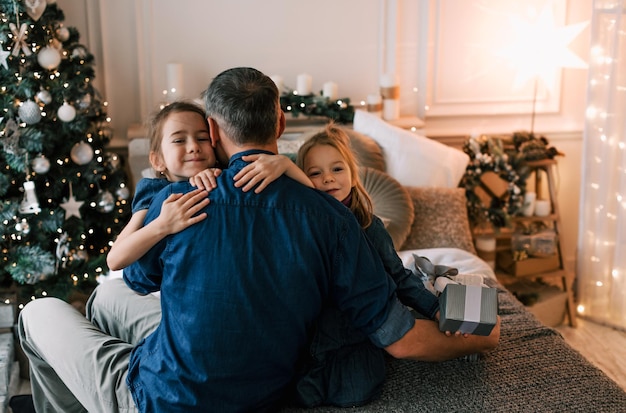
(1, 46, 10, 70)
(96, 190, 115, 213)
(70, 46, 87, 60)
(31, 154, 51, 174)
(71, 249, 89, 263)
(55, 232, 70, 270)
(36, 89, 52, 105)
(1, 119, 21, 154)
(9, 23, 32, 57)
(70, 141, 93, 165)
(104, 152, 121, 171)
(24, 0, 47, 21)
(18, 99, 42, 125)
(55, 26, 70, 42)
(19, 180, 42, 214)
(116, 186, 130, 201)
(76, 93, 92, 110)
(60, 182, 84, 220)
(37, 46, 62, 70)
(57, 101, 76, 122)
(15, 218, 31, 235)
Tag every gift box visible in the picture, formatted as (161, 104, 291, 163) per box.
(438, 283, 498, 336)
(497, 250, 560, 276)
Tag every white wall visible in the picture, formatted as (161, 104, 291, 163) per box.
(57, 0, 593, 268)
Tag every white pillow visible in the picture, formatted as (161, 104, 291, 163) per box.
(353, 110, 469, 188)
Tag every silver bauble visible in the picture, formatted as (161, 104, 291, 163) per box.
(70, 141, 94, 165)
(31, 154, 51, 174)
(77, 94, 92, 109)
(18, 100, 42, 124)
(58, 102, 77, 122)
(96, 190, 115, 213)
(37, 46, 62, 70)
(36, 89, 52, 105)
(115, 186, 130, 200)
(15, 219, 31, 235)
(71, 46, 87, 60)
(56, 26, 70, 42)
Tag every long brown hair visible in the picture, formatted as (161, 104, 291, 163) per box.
(296, 123, 374, 228)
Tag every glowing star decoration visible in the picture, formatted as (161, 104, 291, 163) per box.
(60, 183, 84, 220)
(497, 5, 589, 90)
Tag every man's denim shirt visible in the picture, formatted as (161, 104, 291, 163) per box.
(123, 150, 415, 412)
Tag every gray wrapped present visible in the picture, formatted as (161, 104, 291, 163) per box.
(437, 276, 498, 336)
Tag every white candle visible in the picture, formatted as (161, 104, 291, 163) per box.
(475, 236, 496, 252)
(296, 73, 312, 95)
(534, 199, 551, 217)
(166, 63, 184, 101)
(379, 73, 400, 121)
(522, 191, 537, 217)
(475, 235, 496, 270)
(380, 73, 397, 88)
(382, 100, 400, 121)
(366, 93, 383, 117)
(270, 75, 284, 94)
(322, 81, 338, 100)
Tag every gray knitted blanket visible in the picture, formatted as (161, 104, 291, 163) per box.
(280, 281, 626, 412)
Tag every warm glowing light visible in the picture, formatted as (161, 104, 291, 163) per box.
(596, 281, 603, 287)
(498, 5, 588, 89)
(577, 304, 585, 314)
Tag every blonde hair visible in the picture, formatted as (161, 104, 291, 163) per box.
(296, 123, 374, 228)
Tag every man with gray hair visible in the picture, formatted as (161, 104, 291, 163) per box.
(17, 67, 499, 412)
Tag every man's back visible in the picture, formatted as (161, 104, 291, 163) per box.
(124, 150, 398, 412)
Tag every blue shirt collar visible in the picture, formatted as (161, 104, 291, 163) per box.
(228, 150, 275, 168)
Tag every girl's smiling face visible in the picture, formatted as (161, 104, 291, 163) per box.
(152, 111, 215, 181)
(302, 144, 353, 202)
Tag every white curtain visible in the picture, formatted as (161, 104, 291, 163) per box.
(577, 0, 626, 329)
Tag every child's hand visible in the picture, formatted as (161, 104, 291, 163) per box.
(189, 168, 221, 191)
(155, 189, 209, 234)
(234, 154, 291, 193)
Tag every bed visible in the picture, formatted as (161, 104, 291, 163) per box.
(276, 111, 626, 412)
(126, 110, 626, 412)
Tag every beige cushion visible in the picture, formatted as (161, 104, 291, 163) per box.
(401, 187, 476, 254)
(359, 167, 414, 250)
(342, 128, 386, 172)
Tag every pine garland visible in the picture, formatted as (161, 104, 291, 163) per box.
(280, 91, 355, 123)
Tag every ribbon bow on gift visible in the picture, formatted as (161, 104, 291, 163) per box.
(411, 254, 459, 295)
(412, 254, 487, 295)
(433, 273, 486, 295)
(9, 23, 32, 57)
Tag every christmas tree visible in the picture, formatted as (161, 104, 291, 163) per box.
(0, 0, 131, 308)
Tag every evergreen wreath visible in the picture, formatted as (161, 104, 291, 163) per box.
(461, 131, 563, 231)
(461, 135, 529, 230)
